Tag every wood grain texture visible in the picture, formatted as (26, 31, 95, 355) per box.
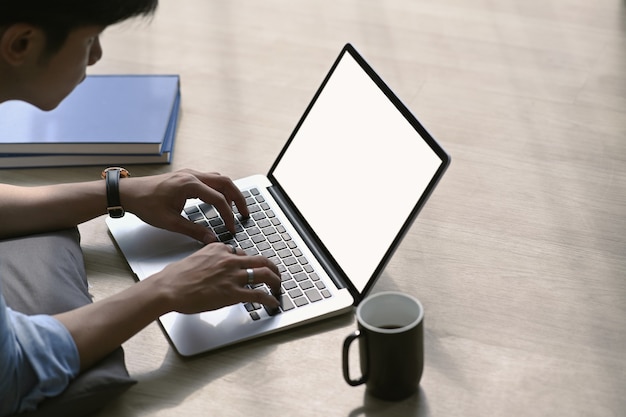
(1, 1, 624, 416)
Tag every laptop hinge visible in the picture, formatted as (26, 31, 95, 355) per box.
(267, 185, 347, 292)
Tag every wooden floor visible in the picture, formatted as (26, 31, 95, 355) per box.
(2, 1, 625, 416)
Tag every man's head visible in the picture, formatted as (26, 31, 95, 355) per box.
(0, 0, 158, 109)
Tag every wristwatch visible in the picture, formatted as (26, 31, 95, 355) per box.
(101, 167, 130, 218)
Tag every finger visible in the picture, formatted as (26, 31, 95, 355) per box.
(205, 173, 249, 220)
(227, 185, 250, 220)
(193, 172, 248, 226)
(223, 243, 244, 255)
(167, 213, 217, 243)
(237, 285, 281, 308)
(238, 254, 280, 276)
(240, 265, 281, 299)
(195, 187, 238, 234)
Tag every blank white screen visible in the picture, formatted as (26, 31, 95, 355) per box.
(272, 52, 442, 294)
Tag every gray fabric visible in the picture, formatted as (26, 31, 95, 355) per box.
(0, 228, 90, 315)
(0, 228, 136, 417)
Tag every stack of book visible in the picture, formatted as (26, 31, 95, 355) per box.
(0, 74, 180, 169)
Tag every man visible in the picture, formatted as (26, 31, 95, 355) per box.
(0, 1, 280, 415)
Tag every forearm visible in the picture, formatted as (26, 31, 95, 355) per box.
(54, 277, 172, 372)
(0, 181, 107, 238)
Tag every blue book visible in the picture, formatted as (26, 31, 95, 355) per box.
(0, 74, 180, 155)
(0, 89, 180, 168)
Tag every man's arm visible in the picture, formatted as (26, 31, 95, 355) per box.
(0, 181, 107, 239)
(54, 243, 281, 371)
(0, 169, 250, 242)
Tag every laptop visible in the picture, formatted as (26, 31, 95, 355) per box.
(106, 43, 450, 356)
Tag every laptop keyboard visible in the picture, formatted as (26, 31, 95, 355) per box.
(183, 187, 332, 321)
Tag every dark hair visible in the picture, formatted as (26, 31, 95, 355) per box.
(0, 0, 158, 54)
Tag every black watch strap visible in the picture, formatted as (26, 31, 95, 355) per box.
(102, 167, 129, 218)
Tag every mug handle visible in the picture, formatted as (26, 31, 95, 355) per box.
(342, 330, 368, 386)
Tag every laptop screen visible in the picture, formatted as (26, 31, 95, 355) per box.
(271, 45, 448, 297)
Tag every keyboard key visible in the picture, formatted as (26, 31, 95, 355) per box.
(261, 249, 276, 258)
(280, 296, 295, 312)
(252, 234, 266, 244)
(305, 288, 322, 303)
(283, 280, 297, 290)
(257, 219, 271, 228)
(239, 217, 254, 227)
(294, 273, 308, 282)
(214, 225, 229, 235)
(277, 249, 291, 258)
(209, 218, 223, 227)
(247, 226, 261, 236)
(262, 226, 277, 236)
(257, 241, 271, 251)
(245, 302, 262, 311)
(218, 233, 234, 242)
(288, 288, 303, 299)
(267, 235, 281, 244)
(240, 240, 254, 250)
(186, 211, 205, 222)
(263, 304, 281, 316)
(294, 297, 309, 307)
(283, 257, 297, 267)
(252, 212, 266, 221)
(288, 265, 303, 274)
(299, 280, 314, 290)
(272, 241, 287, 251)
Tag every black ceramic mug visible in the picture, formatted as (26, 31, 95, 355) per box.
(342, 291, 424, 401)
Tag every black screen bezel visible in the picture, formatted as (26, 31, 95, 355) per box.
(267, 43, 450, 304)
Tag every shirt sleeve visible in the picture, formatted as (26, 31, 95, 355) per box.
(0, 293, 80, 416)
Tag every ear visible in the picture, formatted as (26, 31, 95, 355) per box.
(0, 23, 45, 66)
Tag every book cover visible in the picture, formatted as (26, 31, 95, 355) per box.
(0, 88, 181, 169)
(0, 74, 180, 155)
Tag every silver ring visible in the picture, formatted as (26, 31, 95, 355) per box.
(246, 268, 255, 286)
(226, 244, 236, 254)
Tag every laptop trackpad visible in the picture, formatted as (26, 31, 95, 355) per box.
(107, 213, 204, 279)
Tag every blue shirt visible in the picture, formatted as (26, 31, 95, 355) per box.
(0, 288, 80, 416)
